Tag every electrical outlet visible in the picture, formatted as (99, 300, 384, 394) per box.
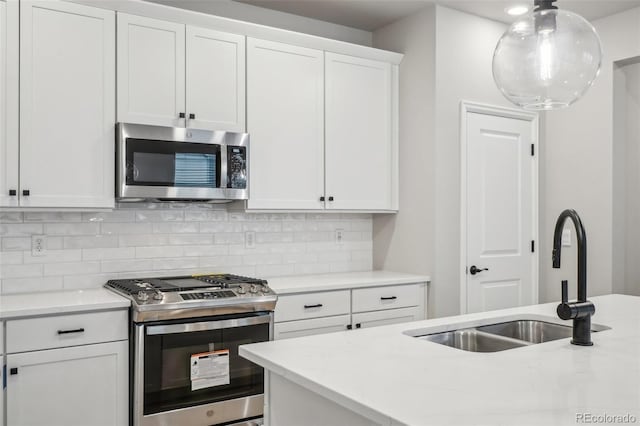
(245, 231, 256, 249)
(32, 235, 47, 256)
(335, 229, 344, 245)
(562, 228, 571, 247)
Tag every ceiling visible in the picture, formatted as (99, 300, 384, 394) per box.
(230, 0, 640, 31)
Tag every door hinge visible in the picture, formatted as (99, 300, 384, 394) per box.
(531, 240, 535, 253)
(531, 144, 535, 156)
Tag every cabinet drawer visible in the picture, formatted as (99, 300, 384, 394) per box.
(352, 306, 423, 329)
(274, 315, 351, 340)
(275, 290, 350, 323)
(6, 310, 128, 353)
(352, 284, 423, 313)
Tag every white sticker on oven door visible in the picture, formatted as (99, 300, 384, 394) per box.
(190, 349, 230, 391)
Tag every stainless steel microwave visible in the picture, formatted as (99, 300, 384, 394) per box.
(116, 123, 249, 202)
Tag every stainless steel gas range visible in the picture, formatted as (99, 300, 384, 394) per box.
(105, 274, 277, 426)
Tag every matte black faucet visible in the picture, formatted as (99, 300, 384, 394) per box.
(552, 209, 595, 346)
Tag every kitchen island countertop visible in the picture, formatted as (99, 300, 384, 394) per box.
(240, 294, 640, 425)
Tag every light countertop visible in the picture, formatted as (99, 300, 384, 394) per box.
(0, 288, 130, 319)
(240, 294, 640, 426)
(267, 271, 430, 294)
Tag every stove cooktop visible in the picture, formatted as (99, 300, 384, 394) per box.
(105, 273, 278, 321)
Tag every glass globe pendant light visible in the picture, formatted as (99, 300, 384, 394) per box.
(492, 0, 603, 110)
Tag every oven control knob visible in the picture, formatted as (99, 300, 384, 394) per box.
(237, 286, 246, 294)
(250, 284, 258, 293)
(153, 291, 164, 301)
(137, 291, 149, 301)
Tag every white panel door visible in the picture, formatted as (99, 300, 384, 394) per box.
(186, 26, 245, 132)
(117, 13, 185, 127)
(6, 341, 128, 426)
(465, 112, 536, 313)
(247, 38, 324, 210)
(19, 1, 115, 208)
(325, 53, 392, 210)
(0, 0, 18, 207)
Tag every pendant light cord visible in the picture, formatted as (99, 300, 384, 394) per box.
(534, 0, 558, 11)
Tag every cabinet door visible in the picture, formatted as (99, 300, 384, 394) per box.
(274, 315, 351, 340)
(351, 306, 424, 329)
(117, 13, 185, 127)
(6, 341, 128, 426)
(247, 38, 325, 210)
(0, 0, 18, 207)
(325, 53, 393, 210)
(19, 1, 115, 208)
(186, 26, 245, 132)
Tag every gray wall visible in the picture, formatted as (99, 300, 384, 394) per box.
(146, 0, 372, 46)
(612, 61, 640, 296)
(541, 7, 640, 303)
(371, 6, 437, 313)
(373, 6, 508, 318)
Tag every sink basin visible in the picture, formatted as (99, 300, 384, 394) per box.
(476, 320, 572, 343)
(410, 316, 611, 352)
(419, 329, 529, 352)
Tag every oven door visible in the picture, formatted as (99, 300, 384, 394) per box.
(134, 312, 271, 426)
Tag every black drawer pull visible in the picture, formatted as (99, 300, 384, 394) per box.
(303, 304, 323, 309)
(22, 189, 30, 196)
(9, 189, 16, 196)
(355, 323, 361, 329)
(10, 367, 18, 375)
(380, 296, 397, 301)
(189, 113, 196, 119)
(57, 328, 85, 335)
(328, 196, 334, 201)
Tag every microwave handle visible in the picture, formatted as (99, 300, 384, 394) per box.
(145, 314, 271, 336)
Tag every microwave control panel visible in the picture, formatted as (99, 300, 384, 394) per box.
(227, 146, 247, 189)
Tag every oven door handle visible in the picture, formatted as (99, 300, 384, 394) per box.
(145, 314, 271, 335)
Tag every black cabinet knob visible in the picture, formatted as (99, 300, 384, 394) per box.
(9, 189, 16, 196)
(328, 196, 334, 201)
(179, 112, 185, 118)
(10, 367, 18, 375)
(22, 190, 30, 196)
(320, 196, 325, 201)
(189, 113, 196, 119)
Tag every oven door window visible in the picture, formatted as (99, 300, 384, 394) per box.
(126, 138, 221, 188)
(143, 314, 268, 415)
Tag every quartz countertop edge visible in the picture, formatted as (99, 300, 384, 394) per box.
(267, 270, 430, 294)
(0, 288, 130, 319)
(240, 294, 640, 426)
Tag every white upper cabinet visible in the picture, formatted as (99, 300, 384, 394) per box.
(19, 0, 115, 208)
(247, 38, 324, 210)
(186, 26, 245, 132)
(0, 0, 18, 207)
(117, 13, 185, 127)
(325, 53, 394, 211)
(118, 13, 246, 131)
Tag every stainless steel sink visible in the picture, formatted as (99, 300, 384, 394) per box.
(412, 317, 611, 352)
(476, 320, 572, 343)
(419, 329, 529, 352)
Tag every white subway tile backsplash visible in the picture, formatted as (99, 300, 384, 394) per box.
(1, 223, 44, 236)
(0, 208, 372, 294)
(101, 259, 155, 273)
(45, 223, 99, 235)
(44, 261, 100, 276)
(2, 237, 31, 251)
(136, 210, 184, 222)
(24, 212, 82, 222)
(102, 222, 153, 235)
(64, 235, 119, 249)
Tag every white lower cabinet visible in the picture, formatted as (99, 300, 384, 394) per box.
(5, 310, 128, 426)
(274, 283, 426, 340)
